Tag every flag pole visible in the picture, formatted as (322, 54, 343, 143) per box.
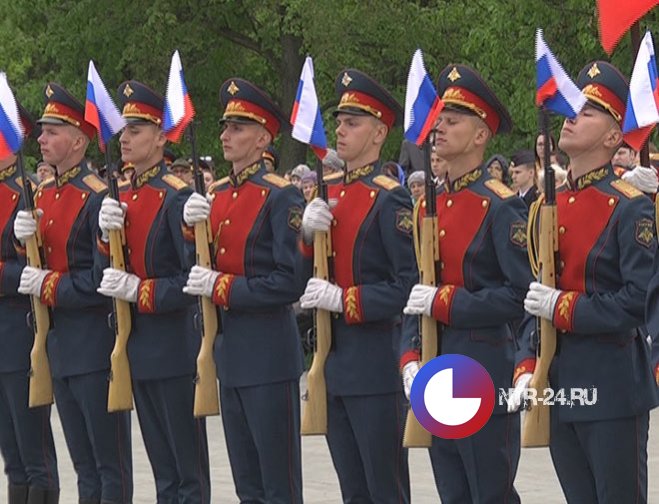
(630, 21, 651, 167)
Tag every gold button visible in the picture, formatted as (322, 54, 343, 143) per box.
(37, 191, 42, 198)
(127, 248, 131, 255)
(261, 190, 266, 196)
(11, 194, 16, 201)
(224, 219, 230, 225)
(340, 190, 346, 198)
(440, 261, 445, 269)
(446, 199, 453, 207)
(560, 261, 565, 269)
(81, 193, 87, 200)
(220, 247, 226, 255)
(369, 190, 375, 198)
(608, 198, 615, 206)
(422, 201, 426, 208)
(482, 200, 488, 208)
(568, 196, 575, 204)
(159, 191, 164, 199)
(55, 193, 60, 200)
(439, 229, 446, 238)
(232, 191, 238, 199)
(332, 251, 336, 257)
(46, 246, 52, 253)
(559, 226, 566, 234)
(332, 219, 337, 226)
(132, 194, 138, 201)
(48, 219, 53, 226)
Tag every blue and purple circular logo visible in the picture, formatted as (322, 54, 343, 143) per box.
(410, 354, 494, 439)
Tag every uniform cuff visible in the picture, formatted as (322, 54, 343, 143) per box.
(181, 223, 195, 242)
(211, 273, 235, 308)
(298, 238, 314, 259)
(400, 350, 420, 370)
(137, 279, 156, 313)
(97, 235, 110, 257)
(40, 271, 62, 307)
(431, 285, 456, 325)
(513, 358, 536, 384)
(343, 286, 363, 325)
(552, 291, 580, 332)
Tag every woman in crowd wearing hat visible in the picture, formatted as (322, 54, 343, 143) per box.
(299, 69, 415, 503)
(402, 64, 532, 503)
(96, 80, 210, 503)
(407, 170, 425, 203)
(518, 61, 658, 503)
(14, 83, 132, 504)
(485, 153, 509, 184)
(181, 78, 305, 503)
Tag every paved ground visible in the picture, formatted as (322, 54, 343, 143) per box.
(3, 376, 657, 503)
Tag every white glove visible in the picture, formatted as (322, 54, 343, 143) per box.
(507, 372, 532, 413)
(14, 209, 42, 243)
(17, 266, 50, 297)
(182, 265, 220, 298)
(301, 198, 333, 243)
(299, 277, 343, 312)
(97, 268, 140, 302)
(621, 166, 658, 194)
(524, 281, 561, 320)
(402, 361, 420, 400)
(98, 198, 127, 243)
(183, 192, 211, 227)
(403, 284, 438, 316)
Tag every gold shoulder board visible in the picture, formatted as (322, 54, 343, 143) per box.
(323, 172, 343, 182)
(484, 179, 514, 199)
(373, 174, 400, 191)
(82, 174, 107, 193)
(162, 173, 190, 190)
(263, 173, 291, 188)
(208, 176, 230, 193)
(610, 179, 642, 199)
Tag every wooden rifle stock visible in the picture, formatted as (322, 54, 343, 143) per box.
(403, 138, 438, 448)
(193, 217, 220, 417)
(522, 111, 557, 447)
(301, 229, 331, 435)
(17, 154, 53, 408)
(190, 124, 220, 418)
(302, 158, 332, 435)
(105, 162, 134, 412)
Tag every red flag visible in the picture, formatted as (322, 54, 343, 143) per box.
(597, 0, 659, 54)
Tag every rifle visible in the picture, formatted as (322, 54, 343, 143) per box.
(191, 125, 220, 418)
(106, 156, 134, 412)
(301, 158, 332, 435)
(18, 153, 53, 407)
(522, 109, 557, 447)
(403, 138, 438, 448)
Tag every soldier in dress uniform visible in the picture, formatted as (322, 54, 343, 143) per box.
(516, 61, 659, 503)
(401, 64, 531, 503)
(181, 78, 305, 503)
(96, 80, 210, 503)
(0, 103, 59, 504)
(299, 69, 415, 504)
(12, 83, 132, 504)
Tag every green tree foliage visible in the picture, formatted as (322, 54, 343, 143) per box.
(0, 0, 656, 173)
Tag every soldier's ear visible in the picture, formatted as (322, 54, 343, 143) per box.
(155, 127, 168, 149)
(372, 120, 389, 146)
(255, 128, 272, 150)
(604, 125, 623, 150)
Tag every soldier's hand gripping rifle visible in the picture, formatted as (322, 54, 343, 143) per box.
(191, 131, 220, 418)
(18, 154, 53, 407)
(106, 162, 134, 412)
(301, 159, 332, 435)
(403, 138, 439, 448)
(522, 110, 557, 447)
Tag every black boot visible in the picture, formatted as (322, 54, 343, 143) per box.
(26, 487, 59, 504)
(8, 484, 29, 504)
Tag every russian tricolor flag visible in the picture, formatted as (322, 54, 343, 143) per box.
(85, 61, 126, 153)
(404, 49, 443, 146)
(290, 56, 327, 160)
(163, 50, 195, 143)
(623, 31, 659, 151)
(535, 29, 586, 118)
(0, 73, 24, 159)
